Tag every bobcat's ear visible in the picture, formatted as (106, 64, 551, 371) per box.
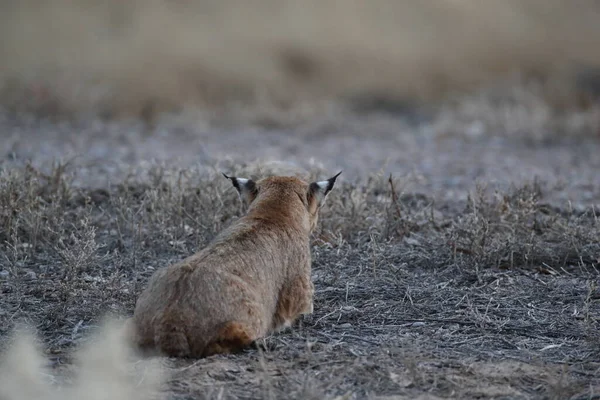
(222, 173, 258, 204)
(307, 171, 341, 212)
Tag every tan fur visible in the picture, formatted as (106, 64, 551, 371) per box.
(128, 174, 338, 358)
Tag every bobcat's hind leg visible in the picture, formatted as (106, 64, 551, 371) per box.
(200, 321, 257, 357)
(272, 275, 314, 332)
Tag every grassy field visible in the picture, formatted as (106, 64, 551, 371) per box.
(1, 1, 600, 399)
(1, 93, 599, 398)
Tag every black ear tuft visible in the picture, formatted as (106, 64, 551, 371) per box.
(222, 173, 258, 204)
(222, 172, 241, 191)
(326, 171, 342, 190)
(308, 171, 342, 209)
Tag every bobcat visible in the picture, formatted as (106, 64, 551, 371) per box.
(126, 171, 341, 358)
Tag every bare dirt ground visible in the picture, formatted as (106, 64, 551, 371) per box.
(1, 83, 600, 399)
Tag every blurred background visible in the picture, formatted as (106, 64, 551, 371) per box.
(1, 0, 600, 196)
(1, 0, 600, 120)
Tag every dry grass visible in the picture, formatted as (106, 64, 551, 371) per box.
(0, 158, 598, 399)
(2, 1, 600, 119)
